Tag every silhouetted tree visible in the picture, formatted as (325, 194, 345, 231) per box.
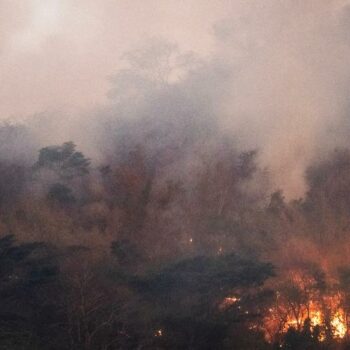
(35, 141, 90, 180)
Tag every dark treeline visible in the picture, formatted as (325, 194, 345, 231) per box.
(1, 113, 350, 350)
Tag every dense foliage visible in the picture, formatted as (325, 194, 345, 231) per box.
(2, 124, 350, 349)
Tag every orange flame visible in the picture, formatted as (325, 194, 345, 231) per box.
(263, 297, 347, 342)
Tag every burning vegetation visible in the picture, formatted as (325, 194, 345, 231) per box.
(1, 31, 350, 349)
(3, 0, 350, 348)
(2, 114, 350, 350)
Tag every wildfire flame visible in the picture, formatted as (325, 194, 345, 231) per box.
(219, 265, 350, 344)
(264, 296, 347, 342)
(220, 275, 348, 343)
(331, 311, 346, 338)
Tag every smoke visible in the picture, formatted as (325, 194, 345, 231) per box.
(211, 0, 350, 197)
(2, 0, 350, 198)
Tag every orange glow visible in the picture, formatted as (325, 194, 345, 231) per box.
(220, 270, 349, 343)
(154, 329, 163, 337)
(331, 310, 346, 338)
(219, 296, 240, 310)
(263, 296, 347, 342)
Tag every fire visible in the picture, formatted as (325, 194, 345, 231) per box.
(310, 309, 322, 327)
(225, 296, 240, 304)
(220, 270, 349, 343)
(154, 329, 163, 337)
(219, 296, 240, 310)
(263, 297, 347, 342)
(282, 301, 323, 330)
(331, 310, 346, 338)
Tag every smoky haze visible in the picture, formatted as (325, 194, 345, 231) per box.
(4, 2, 350, 349)
(2, 0, 350, 198)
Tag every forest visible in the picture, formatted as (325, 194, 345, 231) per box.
(1, 109, 350, 350)
(2, 3, 350, 347)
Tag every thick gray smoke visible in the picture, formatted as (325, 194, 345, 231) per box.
(212, 0, 350, 197)
(2, 0, 350, 198)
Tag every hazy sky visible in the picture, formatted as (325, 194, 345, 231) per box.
(2, 0, 350, 198)
(0, 0, 231, 118)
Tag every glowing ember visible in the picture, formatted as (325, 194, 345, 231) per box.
(154, 329, 163, 337)
(219, 296, 240, 310)
(225, 296, 239, 304)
